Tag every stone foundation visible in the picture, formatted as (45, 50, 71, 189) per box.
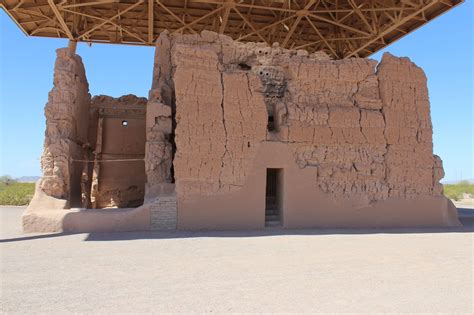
(23, 31, 460, 233)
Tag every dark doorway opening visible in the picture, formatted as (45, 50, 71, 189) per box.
(265, 168, 282, 227)
(267, 114, 275, 132)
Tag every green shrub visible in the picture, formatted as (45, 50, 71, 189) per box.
(443, 180, 474, 201)
(0, 182, 35, 206)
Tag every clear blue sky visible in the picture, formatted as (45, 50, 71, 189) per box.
(0, 4, 472, 182)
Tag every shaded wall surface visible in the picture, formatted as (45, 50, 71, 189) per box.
(147, 31, 459, 229)
(89, 95, 147, 208)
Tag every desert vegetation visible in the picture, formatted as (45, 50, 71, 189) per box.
(443, 180, 474, 201)
(0, 176, 35, 206)
(1, 174, 473, 205)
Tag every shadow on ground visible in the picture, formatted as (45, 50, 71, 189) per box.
(2, 209, 473, 243)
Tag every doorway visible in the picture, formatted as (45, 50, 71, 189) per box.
(265, 168, 282, 227)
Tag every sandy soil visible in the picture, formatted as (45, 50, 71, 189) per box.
(1, 206, 473, 314)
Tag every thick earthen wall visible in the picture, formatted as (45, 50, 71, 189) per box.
(147, 31, 458, 229)
(88, 95, 147, 208)
(40, 48, 91, 204)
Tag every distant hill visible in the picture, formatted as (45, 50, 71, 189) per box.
(15, 176, 40, 183)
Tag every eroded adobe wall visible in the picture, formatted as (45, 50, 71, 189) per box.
(89, 95, 147, 208)
(144, 33, 177, 230)
(166, 32, 445, 200)
(40, 48, 91, 204)
(377, 54, 444, 197)
(148, 30, 457, 229)
(145, 32, 174, 197)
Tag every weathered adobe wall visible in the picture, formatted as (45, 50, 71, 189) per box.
(88, 95, 147, 208)
(24, 49, 152, 233)
(145, 33, 174, 198)
(149, 30, 458, 229)
(38, 48, 148, 210)
(40, 48, 91, 205)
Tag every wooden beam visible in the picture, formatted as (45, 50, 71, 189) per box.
(232, 7, 269, 44)
(156, 0, 197, 34)
(64, 9, 147, 43)
(172, 6, 224, 34)
(346, 1, 441, 58)
(307, 12, 371, 36)
(237, 14, 295, 41)
(47, 0, 73, 39)
(305, 15, 337, 57)
(60, 1, 119, 9)
(219, 1, 233, 34)
(282, 0, 317, 48)
(79, 1, 144, 39)
(348, 0, 373, 34)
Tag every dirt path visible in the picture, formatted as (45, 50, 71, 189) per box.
(1, 207, 473, 314)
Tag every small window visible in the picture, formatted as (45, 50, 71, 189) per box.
(122, 120, 128, 126)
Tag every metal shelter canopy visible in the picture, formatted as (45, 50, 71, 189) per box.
(1, 0, 463, 59)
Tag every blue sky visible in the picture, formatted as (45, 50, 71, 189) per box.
(0, 4, 472, 182)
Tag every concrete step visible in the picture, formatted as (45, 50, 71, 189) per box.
(265, 220, 281, 227)
(265, 214, 280, 221)
(265, 211, 278, 216)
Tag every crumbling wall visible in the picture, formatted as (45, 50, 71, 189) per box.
(89, 95, 147, 208)
(145, 32, 174, 199)
(161, 31, 448, 211)
(378, 54, 444, 197)
(171, 33, 268, 196)
(40, 48, 91, 203)
(281, 57, 388, 207)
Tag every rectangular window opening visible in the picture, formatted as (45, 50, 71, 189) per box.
(265, 168, 282, 227)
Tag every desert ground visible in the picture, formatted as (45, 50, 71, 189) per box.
(1, 206, 473, 314)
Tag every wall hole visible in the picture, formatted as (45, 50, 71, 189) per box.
(267, 114, 275, 132)
(121, 120, 128, 126)
(238, 63, 252, 70)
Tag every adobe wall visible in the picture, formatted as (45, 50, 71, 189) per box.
(36, 47, 148, 210)
(39, 48, 91, 206)
(88, 95, 147, 208)
(148, 30, 459, 229)
(23, 31, 460, 233)
(24, 50, 151, 232)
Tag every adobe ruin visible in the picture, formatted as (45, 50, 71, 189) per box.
(23, 30, 460, 232)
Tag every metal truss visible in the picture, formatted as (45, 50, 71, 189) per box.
(0, 0, 463, 58)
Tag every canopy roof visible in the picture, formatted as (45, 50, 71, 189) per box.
(1, 0, 463, 59)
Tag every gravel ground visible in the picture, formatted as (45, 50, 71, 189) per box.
(1, 206, 473, 314)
